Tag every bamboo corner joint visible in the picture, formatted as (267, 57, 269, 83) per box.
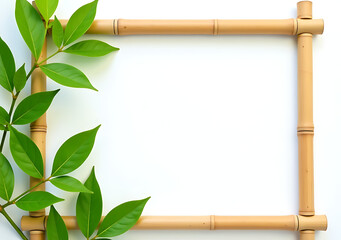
(22, 1, 325, 240)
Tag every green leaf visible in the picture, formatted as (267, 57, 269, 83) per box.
(64, 40, 119, 57)
(0, 125, 5, 130)
(40, 63, 97, 91)
(35, 0, 59, 23)
(0, 153, 15, 201)
(52, 16, 64, 48)
(63, 0, 98, 46)
(76, 167, 102, 238)
(15, 0, 45, 60)
(0, 37, 15, 92)
(97, 197, 150, 237)
(16, 191, 63, 211)
(13, 64, 27, 92)
(12, 90, 59, 125)
(51, 126, 100, 176)
(0, 106, 10, 125)
(9, 125, 44, 179)
(47, 205, 68, 240)
(51, 176, 93, 193)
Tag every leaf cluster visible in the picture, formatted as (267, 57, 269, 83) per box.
(0, 0, 148, 239)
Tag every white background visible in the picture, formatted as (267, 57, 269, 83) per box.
(0, 0, 339, 239)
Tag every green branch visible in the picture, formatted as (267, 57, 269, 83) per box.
(0, 208, 28, 240)
(0, 92, 19, 152)
(2, 177, 50, 209)
(36, 49, 62, 66)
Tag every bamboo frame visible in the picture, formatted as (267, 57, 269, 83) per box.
(21, 1, 325, 239)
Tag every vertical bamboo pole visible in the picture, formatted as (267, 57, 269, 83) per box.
(297, 1, 315, 239)
(300, 230, 315, 240)
(297, 0, 315, 216)
(29, 41, 47, 240)
(29, 3, 47, 239)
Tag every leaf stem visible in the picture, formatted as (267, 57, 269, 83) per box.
(36, 49, 62, 66)
(0, 22, 61, 240)
(0, 208, 28, 240)
(0, 46, 60, 152)
(26, 66, 36, 81)
(0, 92, 20, 152)
(2, 177, 51, 209)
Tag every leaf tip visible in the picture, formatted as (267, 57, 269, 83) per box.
(145, 196, 151, 201)
(91, 124, 101, 134)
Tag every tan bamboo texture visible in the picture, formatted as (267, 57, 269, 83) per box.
(29, 41, 47, 240)
(54, 18, 324, 36)
(29, 2, 47, 240)
(297, 1, 315, 217)
(297, 1, 315, 239)
(21, 215, 328, 232)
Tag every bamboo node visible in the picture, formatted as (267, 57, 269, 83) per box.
(114, 19, 119, 35)
(213, 20, 218, 35)
(30, 127, 47, 133)
(297, 132, 314, 136)
(293, 18, 298, 35)
(297, 125, 314, 132)
(210, 215, 215, 230)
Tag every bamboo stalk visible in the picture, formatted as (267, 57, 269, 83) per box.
(117, 19, 298, 35)
(54, 18, 324, 36)
(29, 3, 47, 240)
(297, 1, 316, 240)
(21, 215, 328, 232)
(22, 215, 298, 231)
(30, 39, 47, 205)
(29, 38, 47, 240)
(297, 1, 315, 217)
(300, 230, 315, 240)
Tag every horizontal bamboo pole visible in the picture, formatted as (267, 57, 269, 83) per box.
(53, 18, 323, 36)
(117, 19, 298, 35)
(21, 215, 327, 232)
